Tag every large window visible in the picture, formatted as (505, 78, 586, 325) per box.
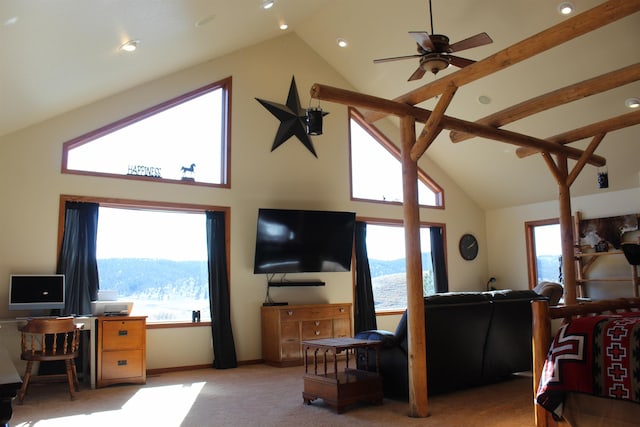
(349, 109, 443, 207)
(526, 219, 563, 288)
(364, 221, 441, 312)
(62, 78, 231, 187)
(60, 196, 229, 323)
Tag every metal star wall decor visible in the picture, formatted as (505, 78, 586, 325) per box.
(255, 76, 328, 158)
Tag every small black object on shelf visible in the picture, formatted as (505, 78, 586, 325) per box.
(622, 243, 640, 266)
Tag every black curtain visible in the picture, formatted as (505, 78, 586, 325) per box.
(56, 201, 100, 316)
(206, 211, 237, 369)
(354, 221, 377, 333)
(430, 226, 449, 293)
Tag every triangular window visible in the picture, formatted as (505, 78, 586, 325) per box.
(349, 109, 443, 207)
(62, 78, 230, 187)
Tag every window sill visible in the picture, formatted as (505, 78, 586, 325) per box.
(146, 321, 211, 330)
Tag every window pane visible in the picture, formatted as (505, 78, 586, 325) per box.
(366, 224, 433, 311)
(350, 118, 439, 206)
(96, 207, 210, 322)
(533, 224, 563, 284)
(65, 83, 227, 185)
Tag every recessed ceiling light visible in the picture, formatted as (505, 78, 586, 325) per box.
(262, 0, 275, 9)
(478, 95, 491, 105)
(337, 38, 348, 48)
(119, 40, 140, 52)
(557, 2, 575, 15)
(625, 97, 640, 109)
(279, 22, 288, 30)
(4, 16, 18, 26)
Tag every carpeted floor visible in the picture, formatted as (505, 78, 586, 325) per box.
(11, 364, 536, 426)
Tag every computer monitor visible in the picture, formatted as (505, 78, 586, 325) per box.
(8, 274, 66, 312)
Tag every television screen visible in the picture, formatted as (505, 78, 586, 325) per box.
(8, 274, 66, 311)
(253, 209, 356, 274)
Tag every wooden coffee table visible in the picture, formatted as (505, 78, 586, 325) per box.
(301, 337, 383, 413)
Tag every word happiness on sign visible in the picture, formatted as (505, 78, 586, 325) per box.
(127, 165, 162, 178)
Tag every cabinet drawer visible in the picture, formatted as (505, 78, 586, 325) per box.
(333, 318, 351, 338)
(101, 349, 144, 380)
(280, 305, 349, 322)
(301, 320, 332, 339)
(101, 320, 145, 350)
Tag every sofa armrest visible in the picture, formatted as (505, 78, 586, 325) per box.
(354, 330, 398, 348)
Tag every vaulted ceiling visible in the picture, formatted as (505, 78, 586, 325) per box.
(1, 0, 638, 210)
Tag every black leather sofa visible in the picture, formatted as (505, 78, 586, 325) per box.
(355, 290, 546, 400)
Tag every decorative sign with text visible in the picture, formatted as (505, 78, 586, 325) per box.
(127, 165, 162, 178)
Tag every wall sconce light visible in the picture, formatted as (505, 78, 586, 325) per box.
(597, 167, 609, 189)
(306, 104, 324, 135)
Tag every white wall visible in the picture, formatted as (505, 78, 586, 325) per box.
(0, 33, 488, 369)
(486, 188, 640, 292)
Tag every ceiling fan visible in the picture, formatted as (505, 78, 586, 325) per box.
(374, 0, 493, 81)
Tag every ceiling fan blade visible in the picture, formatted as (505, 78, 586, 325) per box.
(373, 54, 422, 64)
(409, 31, 434, 51)
(449, 32, 493, 53)
(408, 67, 426, 81)
(449, 55, 476, 68)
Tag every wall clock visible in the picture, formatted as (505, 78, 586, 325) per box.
(459, 233, 478, 260)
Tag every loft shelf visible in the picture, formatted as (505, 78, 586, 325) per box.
(575, 250, 623, 258)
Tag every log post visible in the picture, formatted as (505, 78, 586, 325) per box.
(532, 300, 553, 427)
(400, 115, 429, 417)
(557, 155, 578, 305)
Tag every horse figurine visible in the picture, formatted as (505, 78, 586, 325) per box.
(181, 163, 196, 174)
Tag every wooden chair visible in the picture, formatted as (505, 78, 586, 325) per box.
(17, 317, 82, 404)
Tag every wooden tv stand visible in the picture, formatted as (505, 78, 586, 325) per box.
(301, 338, 383, 413)
(261, 303, 352, 367)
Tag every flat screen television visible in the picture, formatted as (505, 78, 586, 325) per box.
(253, 208, 356, 274)
(8, 274, 66, 311)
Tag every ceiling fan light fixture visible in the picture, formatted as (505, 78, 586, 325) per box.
(421, 54, 449, 75)
(625, 97, 640, 109)
(557, 2, 575, 15)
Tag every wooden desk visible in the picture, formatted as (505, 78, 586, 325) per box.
(301, 338, 383, 414)
(0, 346, 22, 427)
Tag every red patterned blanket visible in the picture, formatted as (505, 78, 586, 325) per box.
(536, 313, 640, 419)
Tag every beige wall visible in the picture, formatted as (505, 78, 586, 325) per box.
(1, 33, 489, 369)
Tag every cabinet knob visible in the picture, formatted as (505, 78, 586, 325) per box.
(315, 331, 320, 335)
(339, 308, 345, 313)
(314, 321, 320, 326)
(287, 310, 293, 316)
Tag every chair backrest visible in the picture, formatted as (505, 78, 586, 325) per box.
(20, 317, 81, 358)
(533, 281, 564, 306)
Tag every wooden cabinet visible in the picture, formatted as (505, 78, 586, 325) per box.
(261, 303, 352, 367)
(96, 316, 146, 388)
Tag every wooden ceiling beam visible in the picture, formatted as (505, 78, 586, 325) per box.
(310, 83, 605, 166)
(450, 63, 640, 143)
(516, 110, 640, 158)
(362, 0, 640, 124)
(411, 84, 457, 161)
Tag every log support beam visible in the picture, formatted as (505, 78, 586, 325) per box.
(400, 115, 429, 418)
(310, 83, 606, 166)
(411, 84, 457, 161)
(450, 63, 640, 143)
